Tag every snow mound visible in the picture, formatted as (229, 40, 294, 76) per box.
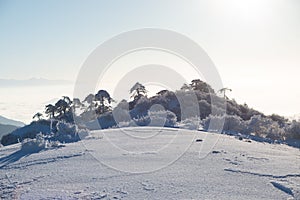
(21, 134, 47, 153)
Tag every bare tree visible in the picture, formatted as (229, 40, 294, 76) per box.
(219, 87, 232, 99)
(33, 112, 43, 121)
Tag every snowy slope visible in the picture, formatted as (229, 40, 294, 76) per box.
(0, 127, 299, 199)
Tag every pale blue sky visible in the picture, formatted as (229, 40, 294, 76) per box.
(0, 0, 300, 116)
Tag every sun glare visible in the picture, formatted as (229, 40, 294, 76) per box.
(212, 0, 271, 22)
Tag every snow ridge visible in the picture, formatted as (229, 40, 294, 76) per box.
(224, 168, 300, 179)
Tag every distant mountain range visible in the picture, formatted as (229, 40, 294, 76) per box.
(0, 115, 24, 139)
(0, 78, 72, 87)
(0, 115, 25, 127)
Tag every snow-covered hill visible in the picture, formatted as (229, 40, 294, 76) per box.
(0, 127, 299, 199)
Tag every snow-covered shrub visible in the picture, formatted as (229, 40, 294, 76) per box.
(201, 115, 223, 132)
(55, 122, 80, 143)
(211, 105, 226, 116)
(132, 110, 177, 127)
(1, 120, 57, 146)
(97, 113, 117, 129)
(177, 116, 201, 130)
(245, 115, 285, 140)
(116, 110, 177, 128)
(269, 114, 287, 128)
(48, 140, 63, 148)
(84, 112, 117, 130)
(226, 100, 242, 116)
(265, 122, 285, 140)
(175, 91, 199, 120)
(246, 115, 266, 135)
(285, 120, 300, 140)
(162, 92, 181, 120)
(133, 115, 151, 126)
(148, 110, 177, 127)
(202, 114, 246, 134)
(117, 120, 136, 128)
(199, 100, 211, 119)
(21, 133, 47, 153)
(112, 107, 131, 123)
(130, 97, 151, 118)
(77, 128, 90, 139)
(223, 115, 247, 133)
(21, 133, 67, 152)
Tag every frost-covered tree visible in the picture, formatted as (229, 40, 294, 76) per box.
(190, 79, 215, 94)
(62, 96, 72, 105)
(269, 114, 288, 128)
(156, 89, 169, 96)
(55, 99, 69, 116)
(129, 82, 147, 110)
(199, 100, 211, 119)
(84, 94, 95, 105)
(113, 102, 131, 124)
(45, 104, 56, 119)
(130, 96, 151, 118)
(285, 120, 300, 140)
(202, 114, 246, 134)
(180, 83, 192, 91)
(95, 90, 112, 115)
(245, 115, 286, 140)
(50, 97, 74, 122)
(55, 122, 80, 143)
(72, 98, 83, 114)
(130, 82, 147, 100)
(83, 94, 96, 112)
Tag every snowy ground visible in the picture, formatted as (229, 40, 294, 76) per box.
(0, 127, 299, 199)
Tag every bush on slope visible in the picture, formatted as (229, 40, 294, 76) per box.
(1, 120, 57, 146)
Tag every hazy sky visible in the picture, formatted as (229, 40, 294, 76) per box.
(0, 0, 299, 116)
